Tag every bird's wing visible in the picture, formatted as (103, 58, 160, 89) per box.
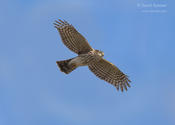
(54, 19, 93, 54)
(88, 58, 131, 92)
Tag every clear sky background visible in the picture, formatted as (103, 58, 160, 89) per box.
(1, 0, 175, 125)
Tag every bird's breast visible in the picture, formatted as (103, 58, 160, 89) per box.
(69, 53, 102, 66)
(70, 56, 86, 66)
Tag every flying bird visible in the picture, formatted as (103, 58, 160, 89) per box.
(54, 19, 131, 92)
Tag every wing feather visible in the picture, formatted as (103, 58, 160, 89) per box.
(88, 59, 131, 92)
(54, 19, 93, 54)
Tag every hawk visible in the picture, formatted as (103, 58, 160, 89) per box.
(54, 19, 131, 92)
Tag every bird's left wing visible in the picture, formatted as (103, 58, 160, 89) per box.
(88, 59, 131, 92)
(54, 19, 93, 54)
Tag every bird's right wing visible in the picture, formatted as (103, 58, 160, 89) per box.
(88, 59, 131, 92)
(54, 19, 93, 54)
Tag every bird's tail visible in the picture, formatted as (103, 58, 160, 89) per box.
(56, 59, 77, 74)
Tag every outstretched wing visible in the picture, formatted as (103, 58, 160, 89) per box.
(54, 19, 93, 54)
(88, 59, 131, 92)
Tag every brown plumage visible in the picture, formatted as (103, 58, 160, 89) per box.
(56, 58, 77, 74)
(88, 59, 131, 91)
(54, 19, 93, 54)
(54, 19, 131, 92)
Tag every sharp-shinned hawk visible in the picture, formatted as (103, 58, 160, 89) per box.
(54, 19, 131, 92)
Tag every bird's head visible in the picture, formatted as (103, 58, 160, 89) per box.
(96, 50, 104, 57)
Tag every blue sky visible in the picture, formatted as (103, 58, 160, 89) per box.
(1, 0, 175, 125)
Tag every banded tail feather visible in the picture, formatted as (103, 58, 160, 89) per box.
(56, 59, 77, 74)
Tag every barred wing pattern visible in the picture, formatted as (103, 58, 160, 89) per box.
(88, 59, 131, 92)
(54, 19, 93, 54)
